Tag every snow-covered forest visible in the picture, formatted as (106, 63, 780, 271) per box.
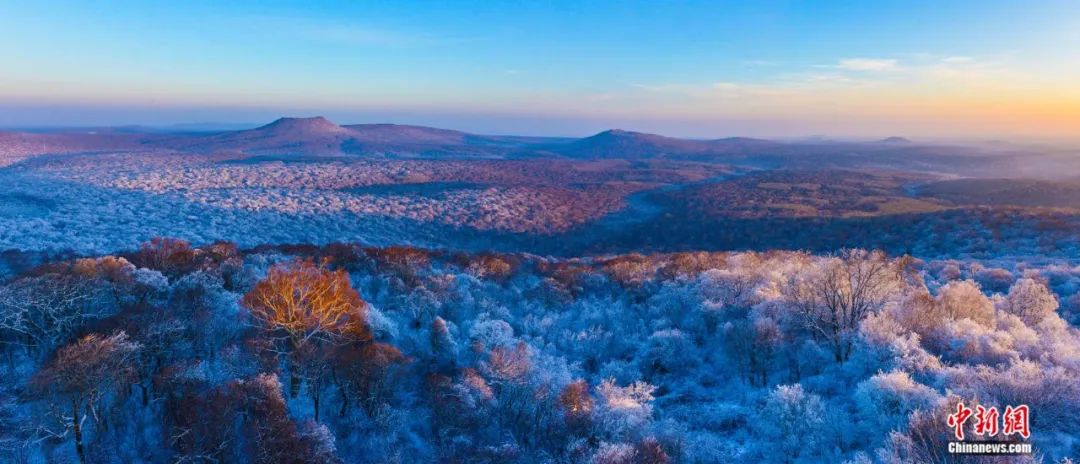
(4, 152, 1080, 260)
(3, 123, 1080, 463)
(0, 154, 690, 254)
(7, 0, 1080, 461)
(1, 240, 1077, 463)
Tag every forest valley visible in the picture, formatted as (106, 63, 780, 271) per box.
(0, 239, 1078, 463)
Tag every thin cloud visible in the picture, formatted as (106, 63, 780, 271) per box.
(711, 82, 742, 98)
(631, 81, 791, 102)
(941, 56, 974, 64)
(746, 59, 780, 67)
(835, 58, 898, 72)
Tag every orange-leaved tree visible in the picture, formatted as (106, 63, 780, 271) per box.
(242, 259, 371, 404)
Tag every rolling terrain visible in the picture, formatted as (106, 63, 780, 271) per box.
(918, 177, 1080, 210)
(1, 116, 1079, 260)
(2, 118, 1080, 464)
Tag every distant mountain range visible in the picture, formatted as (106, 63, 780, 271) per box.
(877, 136, 913, 144)
(554, 129, 779, 159)
(3, 116, 1057, 176)
(146, 117, 577, 158)
(160, 116, 357, 155)
(2, 116, 902, 159)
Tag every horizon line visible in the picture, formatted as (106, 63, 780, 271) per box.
(4, 116, 1074, 145)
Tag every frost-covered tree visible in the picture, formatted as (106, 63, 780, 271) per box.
(854, 371, 941, 440)
(129, 237, 197, 279)
(558, 379, 594, 431)
(1004, 278, 1059, 325)
(332, 342, 405, 416)
(182, 374, 342, 464)
(753, 384, 826, 463)
(593, 379, 656, 440)
(0, 273, 106, 358)
(786, 250, 899, 363)
(938, 279, 995, 326)
(639, 328, 700, 378)
(429, 316, 458, 372)
(32, 332, 140, 464)
(724, 317, 783, 386)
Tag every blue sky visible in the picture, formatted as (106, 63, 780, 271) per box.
(2, 0, 1079, 137)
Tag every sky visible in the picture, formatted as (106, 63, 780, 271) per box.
(2, 0, 1079, 138)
